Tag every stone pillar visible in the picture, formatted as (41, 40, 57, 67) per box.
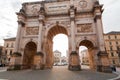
(69, 5, 76, 51)
(42, 36, 47, 66)
(14, 21, 24, 52)
(69, 51, 81, 71)
(37, 1, 45, 52)
(68, 5, 80, 71)
(37, 21, 43, 52)
(95, 15, 105, 51)
(94, 4, 111, 72)
(97, 51, 112, 73)
(35, 3, 45, 69)
(71, 20, 76, 51)
(8, 9, 26, 70)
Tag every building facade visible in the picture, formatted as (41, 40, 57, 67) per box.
(80, 49, 90, 65)
(104, 31, 120, 66)
(54, 50, 68, 65)
(0, 46, 6, 65)
(9, 0, 111, 72)
(4, 37, 16, 65)
(61, 56, 68, 65)
(53, 50, 61, 65)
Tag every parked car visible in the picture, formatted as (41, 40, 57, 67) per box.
(0, 63, 5, 67)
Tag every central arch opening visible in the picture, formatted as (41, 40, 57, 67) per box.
(45, 25, 68, 68)
(53, 34, 68, 66)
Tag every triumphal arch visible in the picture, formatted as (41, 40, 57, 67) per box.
(9, 0, 111, 72)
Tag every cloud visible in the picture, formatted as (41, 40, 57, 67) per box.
(99, 0, 120, 33)
(0, 0, 22, 46)
(0, 0, 120, 46)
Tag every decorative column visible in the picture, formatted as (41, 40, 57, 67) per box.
(70, 7, 76, 51)
(94, 1, 112, 73)
(8, 9, 26, 70)
(14, 11, 25, 53)
(37, 19, 43, 52)
(34, 3, 45, 70)
(37, 2, 45, 53)
(14, 21, 22, 52)
(68, 5, 81, 71)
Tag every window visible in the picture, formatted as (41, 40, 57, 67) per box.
(105, 47, 106, 51)
(108, 36, 111, 39)
(11, 43, 14, 48)
(111, 52, 114, 57)
(6, 43, 9, 47)
(8, 58, 11, 61)
(109, 42, 112, 45)
(10, 50, 12, 55)
(5, 50, 7, 55)
(112, 60, 115, 64)
(116, 42, 118, 45)
(117, 46, 119, 50)
(115, 35, 117, 39)
(110, 46, 113, 51)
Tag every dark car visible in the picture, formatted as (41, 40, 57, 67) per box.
(0, 63, 5, 67)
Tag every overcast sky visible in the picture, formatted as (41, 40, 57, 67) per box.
(0, 0, 120, 56)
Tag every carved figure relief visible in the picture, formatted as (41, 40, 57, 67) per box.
(77, 24, 93, 33)
(79, 0, 87, 8)
(31, 5, 39, 15)
(26, 27, 39, 35)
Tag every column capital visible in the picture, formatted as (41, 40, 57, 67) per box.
(69, 5, 76, 21)
(94, 14, 101, 22)
(38, 15, 45, 25)
(17, 21, 25, 27)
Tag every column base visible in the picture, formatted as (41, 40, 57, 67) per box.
(7, 64, 22, 71)
(32, 64, 45, 70)
(97, 65, 112, 73)
(68, 65, 81, 71)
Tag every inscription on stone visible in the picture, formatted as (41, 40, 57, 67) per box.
(77, 24, 93, 33)
(45, 3, 69, 14)
(26, 27, 39, 35)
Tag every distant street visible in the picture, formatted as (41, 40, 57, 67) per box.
(0, 66, 118, 80)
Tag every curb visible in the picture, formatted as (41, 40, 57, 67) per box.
(108, 72, 120, 80)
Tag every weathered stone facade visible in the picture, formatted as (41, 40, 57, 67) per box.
(104, 31, 120, 67)
(9, 0, 111, 72)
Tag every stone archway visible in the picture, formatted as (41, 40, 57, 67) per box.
(22, 42, 37, 69)
(79, 40, 96, 70)
(12, 0, 112, 72)
(43, 25, 68, 68)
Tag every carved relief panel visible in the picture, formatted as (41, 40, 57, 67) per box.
(26, 4, 41, 16)
(77, 23, 93, 33)
(26, 27, 39, 35)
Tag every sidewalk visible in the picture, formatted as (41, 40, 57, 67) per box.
(0, 67, 7, 72)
